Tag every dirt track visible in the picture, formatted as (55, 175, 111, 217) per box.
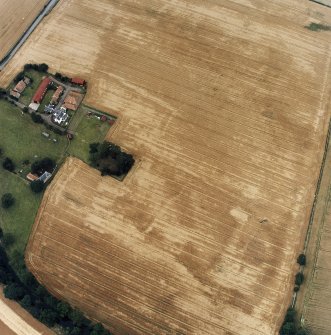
(1, 0, 331, 334)
(0, 0, 48, 61)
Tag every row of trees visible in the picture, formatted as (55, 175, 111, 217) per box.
(279, 254, 308, 335)
(89, 141, 135, 177)
(0, 233, 112, 335)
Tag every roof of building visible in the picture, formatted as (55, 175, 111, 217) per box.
(14, 80, 26, 93)
(32, 77, 51, 103)
(71, 77, 85, 85)
(10, 90, 20, 99)
(29, 102, 40, 111)
(51, 86, 64, 103)
(38, 171, 52, 183)
(26, 173, 39, 181)
(23, 77, 31, 85)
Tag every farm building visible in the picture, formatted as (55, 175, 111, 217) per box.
(71, 77, 85, 86)
(63, 91, 83, 111)
(9, 90, 20, 99)
(23, 77, 31, 85)
(32, 77, 51, 103)
(29, 102, 40, 112)
(38, 171, 52, 183)
(51, 85, 64, 104)
(14, 80, 26, 93)
(26, 173, 38, 182)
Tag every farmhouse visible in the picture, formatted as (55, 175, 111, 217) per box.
(52, 107, 68, 125)
(51, 85, 63, 104)
(13, 80, 26, 93)
(63, 91, 83, 111)
(32, 77, 51, 103)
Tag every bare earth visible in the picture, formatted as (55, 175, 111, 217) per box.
(1, 0, 331, 334)
(0, 0, 48, 60)
(0, 289, 55, 335)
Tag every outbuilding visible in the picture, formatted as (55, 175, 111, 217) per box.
(32, 77, 51, 103)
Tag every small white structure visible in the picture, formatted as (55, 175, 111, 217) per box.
(29, 102, 40, 112)
(38, 171, 52, 183)
(53, 106, 68, 125)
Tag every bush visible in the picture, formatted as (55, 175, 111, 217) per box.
(2, 157, 15, 172)
(23, 107, 29, 113)
(4, 283, 26, 300)
(2, 233, 15, 247)
(1, 193, 15, 209)
(305, 22, 331, 32)
(295, 272, 304, 286)
(30, 180, 45, 193)
(297, 254, 306, 266)
(31, 112, 43, 124)
(38, 63, 49, 72)
(13, 71, 25, 84)
(31, 157, 55, 175)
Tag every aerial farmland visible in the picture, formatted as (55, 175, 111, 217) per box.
(0, 0, 48, 61)
(1, 0, 331, 335)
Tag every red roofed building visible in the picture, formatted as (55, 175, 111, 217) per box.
(71, 77, 85, 86)
(32, 77, 51, 103)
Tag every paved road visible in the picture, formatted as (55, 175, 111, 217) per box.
(0, 0, 59, 70)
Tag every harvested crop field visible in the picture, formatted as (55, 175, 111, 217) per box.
(0, 0, 48, 61)
(297, 128, 331, 334)
(1, 0, 330, 334)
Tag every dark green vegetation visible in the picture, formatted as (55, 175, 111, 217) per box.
(297, 254, 306, 266)
(279, 254, 308, 334)
(68, 106, 112, 163)
(89, 141, 135, 178)
(0, 241, 112, 335)
(305, 22, 331, 31)
(279, 308, 309, 335)
(1, 193, 15, 209)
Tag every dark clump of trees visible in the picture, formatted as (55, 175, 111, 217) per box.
(31, 157, 56, 176)
(89, 141, 134, 178)
(31, 112, 44, 124)
(2, 157, 15, 172)
(54, 72, 70, 83)
(297, 254, 306, 266)
(279, 308, 309, 335)
(13, 71, 25, 84)
(0, 88, 7, 99)
(295, 272, 304, 286)
(24, 63, 49, 73)
(0, 240, 113, 334)
(30, 180, 45, 193)
(1, 193, 15, 209)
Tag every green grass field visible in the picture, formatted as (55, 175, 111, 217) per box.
(67, 106, 111, 163)
(0, 99, 112, 268)
(19, 70, 45, 106)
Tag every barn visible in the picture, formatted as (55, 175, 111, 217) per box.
(32, 77, 51, 103)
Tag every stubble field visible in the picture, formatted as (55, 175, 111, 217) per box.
(1, 0, 331, 334)
(0, 0, 48, 61)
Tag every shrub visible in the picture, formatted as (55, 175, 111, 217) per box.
(297, 254, 306, 266)
(295, 272, 304, 286)
(2, 157, 15, 172)
(22, 107, 29, 113)
(4, 283, 25, 300)
(31, 112, 43, 124)
(294, 285, 300, 292)
(2, 233, 15, 247)
(30, 180, 45, 193)
(38, 63, 49, 73)
(305, 22, 331, 32)
(1, 193, 15, 209)
(31, 157, 55, 175)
